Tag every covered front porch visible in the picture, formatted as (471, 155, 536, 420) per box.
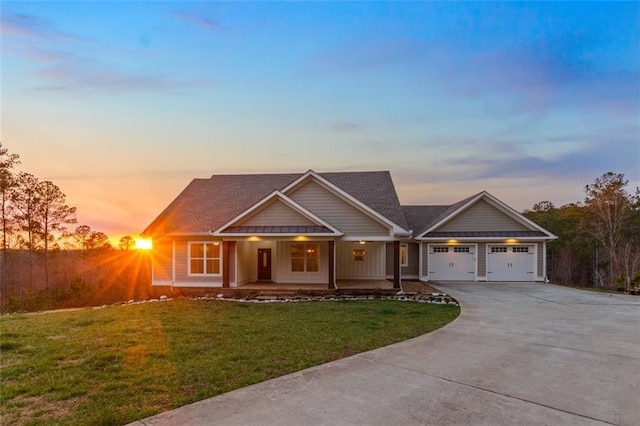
(230, 239, 403, 290)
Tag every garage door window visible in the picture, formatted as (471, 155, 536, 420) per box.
(491, 246, 508, 253)
(513, 246, 529, 253)
(433, 246, 449, 253)
(454, 247, 470, 253)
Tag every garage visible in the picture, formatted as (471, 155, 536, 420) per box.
(428, 245, 476, 281)
(486, 245, 535, 281)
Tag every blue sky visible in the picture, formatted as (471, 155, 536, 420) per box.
(2, 1, 639, 238)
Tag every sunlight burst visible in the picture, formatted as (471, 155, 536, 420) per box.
(134, 238, 153, 250)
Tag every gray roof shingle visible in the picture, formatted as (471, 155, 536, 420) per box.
(143, 171, 408, 236)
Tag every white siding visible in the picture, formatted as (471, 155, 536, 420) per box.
(337, 241, 386, 279)
(275, 241, 328, 283)
(288, 180, 390, 236)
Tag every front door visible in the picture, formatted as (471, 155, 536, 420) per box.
(257, 248, 272, 281)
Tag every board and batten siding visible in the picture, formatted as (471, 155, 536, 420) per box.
(236, 240, 277, 284)
(274, 241, 328, 284)
(385, 243, 419, 278)
(288, 180, 390, 236)
(337, 241, 386, 279)
(152, 238, 173, 285)
(239, 200, 316, 227)
(437, 199, 530, 232)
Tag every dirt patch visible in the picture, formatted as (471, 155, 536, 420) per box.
(401, 281, 441, 294)
(6, 395, 87, 424)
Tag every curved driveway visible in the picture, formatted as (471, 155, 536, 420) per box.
(133, 283, 640, 426)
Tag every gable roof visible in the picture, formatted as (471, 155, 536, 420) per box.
(214, 190, 343, 236)
(283, 170, 410, 234)
(143, 170, 408, 236)
(414, 191, 556, 240)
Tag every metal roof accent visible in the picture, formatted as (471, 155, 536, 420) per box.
(423, 231, 548, 238)
(221, 225, 333, 234)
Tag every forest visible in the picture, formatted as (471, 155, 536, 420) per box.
(1, 142, 639, 312)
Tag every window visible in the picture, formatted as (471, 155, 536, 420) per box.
(291, 243, 319, 272)
(513, 246, 529, 253)
(433, 246, 449, 253)
(491, 246, 508, 253)
(454, 247, 470, 253)
(400, 243, 408, 266)
(189, 242, 221, 275)
(353, 249, 366, 262)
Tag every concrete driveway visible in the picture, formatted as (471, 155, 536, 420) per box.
(132, 283, 640, 426)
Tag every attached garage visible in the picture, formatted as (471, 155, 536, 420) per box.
(428, 244, 476, 281)
(486, 245, 535, 281)
(407, 191, 557, 283)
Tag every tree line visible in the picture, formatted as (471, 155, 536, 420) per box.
(1, 143, 150, 312)
(1, 142, 638, 312)
(524, 172, 640, 291)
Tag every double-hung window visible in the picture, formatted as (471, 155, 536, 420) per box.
(189, 242, 221, 276)
(291, 243, 319, 272)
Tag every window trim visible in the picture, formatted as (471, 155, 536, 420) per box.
(400, 243, 408, 267)
(353, 248, 366, 262)
(188, 241, 222, 277)
(291, 243, 320, 273)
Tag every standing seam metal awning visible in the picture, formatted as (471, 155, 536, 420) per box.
(220, 225, 334, 234)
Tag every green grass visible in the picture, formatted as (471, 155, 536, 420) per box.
(0, 299, 459, 425)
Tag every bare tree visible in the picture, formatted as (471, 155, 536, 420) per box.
(584, 172, 635, 288)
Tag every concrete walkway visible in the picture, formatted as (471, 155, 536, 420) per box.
(130, 283, 640, 426)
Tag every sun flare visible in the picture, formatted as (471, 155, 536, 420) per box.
(134, 239, 153, 250)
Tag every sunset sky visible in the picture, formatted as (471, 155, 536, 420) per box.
(2, 1, 639, 241)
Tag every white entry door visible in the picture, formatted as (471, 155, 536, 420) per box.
(487, 245, 535, 281)
(428, 245, 476, 281)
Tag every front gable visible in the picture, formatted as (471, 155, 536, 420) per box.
(214, 191, 342, 237)
(417, 192, 556, 240)
(437, 198, 529, 232)
(239, 198, 316, 227)
(284, 172, 397, 238)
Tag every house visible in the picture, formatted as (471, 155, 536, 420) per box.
(143, 170, 556, 289)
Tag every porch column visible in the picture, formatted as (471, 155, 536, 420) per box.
(222, 241, 230, 288)
(393, 240, 401, 289)
(328, 240, 335, 289)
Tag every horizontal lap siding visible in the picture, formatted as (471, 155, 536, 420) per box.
(289, 181, 390, 236)
(477, 243, 487, 277)
(175, 238, 223, 285)
(240, 200, 315, 226)
(152, 239, 173, 284)
(438, 199, 530, 232)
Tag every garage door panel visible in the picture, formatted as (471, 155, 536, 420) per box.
(487, 245, 535, 281)
(428, 245, 476, 281)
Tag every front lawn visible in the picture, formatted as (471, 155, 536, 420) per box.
(0, 298, 459, 425)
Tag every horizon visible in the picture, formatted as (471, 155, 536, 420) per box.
(3, 1, 639, 241)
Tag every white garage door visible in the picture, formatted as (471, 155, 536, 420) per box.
(487, 245, 535, 281)
(428, 245, 476, 281)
